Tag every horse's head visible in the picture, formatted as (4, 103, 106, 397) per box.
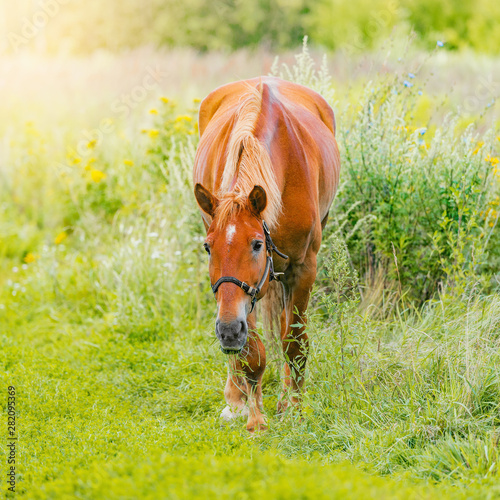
(195, 183, 270, 354)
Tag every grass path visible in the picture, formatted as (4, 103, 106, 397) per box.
(2, 299, 498, 499)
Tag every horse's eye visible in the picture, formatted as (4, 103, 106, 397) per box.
(203, 243, 210, 255)
(252, 241, 264, 252)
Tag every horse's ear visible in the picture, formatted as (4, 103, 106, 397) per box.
(248, 185, 267, 216)
(194, 183, 218, 217)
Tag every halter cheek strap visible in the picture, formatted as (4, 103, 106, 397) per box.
(210, 221, 288, 313)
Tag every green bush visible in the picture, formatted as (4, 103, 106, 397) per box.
(273, 43, 500, 302)
(4, 0, 500, 54)
(334, 87, 499, 302)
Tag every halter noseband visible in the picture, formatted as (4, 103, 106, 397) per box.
(210, 221, 288, 313)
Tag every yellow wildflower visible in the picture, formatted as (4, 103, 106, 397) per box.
(193, 98, 201, 103)
(90, 169, 106, 183)
(148, 129, 160, 139)
(160, 97, 169, 103)
(175, 115, 192, 122)
(55, 232, 67, 245)
(150, 109, 158, 115)
(87, 139, 97, 149)
(123, 159, 134, 166)
(473, 141, 484, 155)
(24, 253, 36, 264)
(84, 158, 96, 171)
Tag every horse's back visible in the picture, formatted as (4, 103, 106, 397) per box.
(199, 76, 335, 138)
(258, 78, 339, 222)
(195, 76, 340, 247)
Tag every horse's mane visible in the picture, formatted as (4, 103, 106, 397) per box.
(214, 81, 282, 230)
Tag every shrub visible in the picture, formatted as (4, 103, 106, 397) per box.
(273, 42, 500, 303)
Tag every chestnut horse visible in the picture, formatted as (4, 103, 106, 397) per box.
(193, 76, 340, 432)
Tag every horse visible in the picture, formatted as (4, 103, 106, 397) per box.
(193, 76, 340, 432)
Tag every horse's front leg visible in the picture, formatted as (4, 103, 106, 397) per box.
(277, 258, 316, 415)
(221, 311, 267, 432)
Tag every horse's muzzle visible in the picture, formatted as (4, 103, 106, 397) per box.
(216, 318, 247, 354)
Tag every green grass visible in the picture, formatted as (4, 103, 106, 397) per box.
(2, 292, 500, 499)
(1, 46, 500, 498)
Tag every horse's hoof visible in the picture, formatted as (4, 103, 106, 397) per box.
(221, 405, 249, 421)
(246, 420, 268, 433)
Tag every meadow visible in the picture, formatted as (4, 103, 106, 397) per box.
(1, 42, 500, 498)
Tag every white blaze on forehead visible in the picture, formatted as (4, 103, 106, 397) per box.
(226, 224, 236, 244)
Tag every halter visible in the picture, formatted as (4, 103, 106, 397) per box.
(210, 221, 288, 313)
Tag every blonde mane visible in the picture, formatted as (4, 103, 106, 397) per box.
(214, 82, 282, 230)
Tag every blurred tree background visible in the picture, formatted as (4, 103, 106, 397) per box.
(1, 0, 500, 55)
